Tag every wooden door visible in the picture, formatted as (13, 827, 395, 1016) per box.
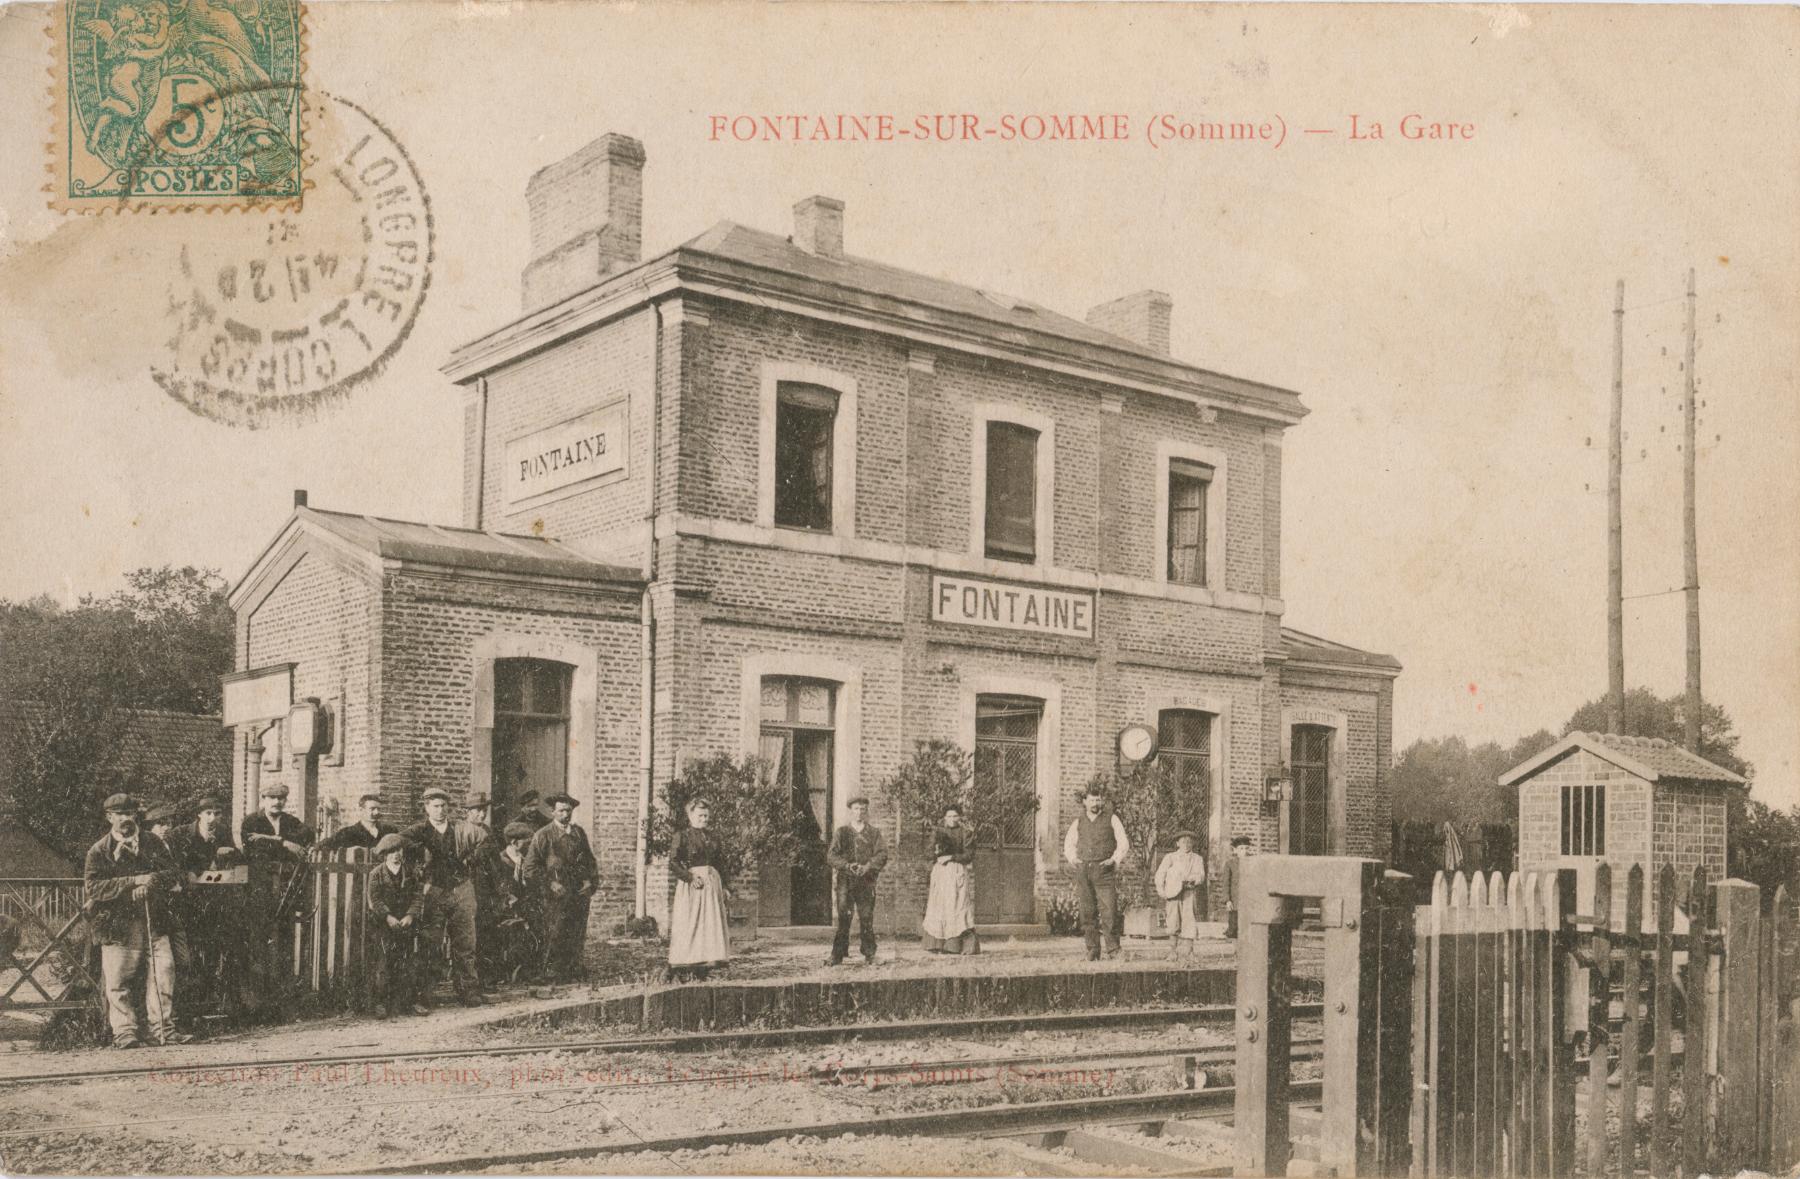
(973, 697, 1039, 923)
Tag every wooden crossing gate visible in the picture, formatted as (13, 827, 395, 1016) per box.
(1235, 855, 1798, 1178)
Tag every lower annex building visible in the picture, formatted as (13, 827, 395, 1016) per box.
(227, 132, 1401, 938)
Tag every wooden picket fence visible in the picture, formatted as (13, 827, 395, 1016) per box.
(1233, 854, 1798, 1179)
(1408, 863, 1796, 1178)
(283, 847, 374, 1002)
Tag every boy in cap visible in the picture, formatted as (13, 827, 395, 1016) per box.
(367, 833, 429, 1017)
(495, 821, 539, 982)
(1154, 831, 1207, 960)
(522, 793, 599, 983)
(826, 797, 887, 966)
(83, 793, 191, 1047)
(404, 786, 492, 1005)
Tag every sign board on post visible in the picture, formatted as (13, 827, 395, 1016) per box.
(503, 401, 628, 507)
(930, 573, 1096, 639)
(222, 663, 295, 726)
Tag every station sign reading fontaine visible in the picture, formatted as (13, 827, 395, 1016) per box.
(503, 401, 627, 507)
(930, 574, 1095, 639)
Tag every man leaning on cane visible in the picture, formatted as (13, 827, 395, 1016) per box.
(83, 793, 193, 1048)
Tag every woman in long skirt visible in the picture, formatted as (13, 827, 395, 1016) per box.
(668, 797, 732, 981)
(920, 803, 980, 955)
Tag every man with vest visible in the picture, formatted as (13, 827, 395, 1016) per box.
(1062, 784, 1131, 961)
(404, 787, 492, 1006)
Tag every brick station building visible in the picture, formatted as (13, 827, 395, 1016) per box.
(228, 133, 1400, 938)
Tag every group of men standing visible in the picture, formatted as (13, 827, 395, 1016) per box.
(81, 782, 602, 1047)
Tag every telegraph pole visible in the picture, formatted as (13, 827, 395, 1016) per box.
(1608, 280, 1626, 734)
(1683, 268, 1702, 750)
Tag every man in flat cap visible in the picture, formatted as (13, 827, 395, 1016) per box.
(313, 793, 395, 854)
(460, 794, 507, 987)
(83, 793, 192, 1047)
(404, 786, 492, 1006)
(239, 782, 314, 1018)
(826, 796, 888, 966)
(168, 795, 246, 1023)
(367, 833, 429, 1018)
(522, 793, 599, 983)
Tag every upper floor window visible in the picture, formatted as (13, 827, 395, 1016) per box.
(773, 383, 837, 532)
(1561, 784, 1606, 856)
(984, 421, 1040, 563)
(1166, 459, 1212, 585)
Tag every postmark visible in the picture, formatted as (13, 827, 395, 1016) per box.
(153, 90, 432, 426)
(53, 0, 304, 210)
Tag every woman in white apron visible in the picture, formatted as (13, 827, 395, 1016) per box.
(921, 803, 980, 955)
(668, 797, 732, 981)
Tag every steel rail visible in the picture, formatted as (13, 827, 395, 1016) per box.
(359, 1081, 1327, 1175)
(0, 1002, 1324, 1089)
(0, 1040, 1331, 1144)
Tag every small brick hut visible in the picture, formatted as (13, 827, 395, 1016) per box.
(1502, 731, 1746, 916)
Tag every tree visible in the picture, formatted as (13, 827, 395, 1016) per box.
(878, 739, 1039, 885)
(1561, 686, 1752, 778)
(1391, 730, 1558, 827)
(1726, 798, 1800, 899)
(0, 567, 232, 857)
(645, 752, 801, 900)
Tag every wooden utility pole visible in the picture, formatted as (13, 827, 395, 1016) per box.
(1608, 280, 1626, 734)
(1683, 268, 1702, 750)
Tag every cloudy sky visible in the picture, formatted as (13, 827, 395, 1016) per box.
(1, 4, 1794, 804)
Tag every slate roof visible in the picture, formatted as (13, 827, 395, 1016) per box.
(1498, 730, 1748, 788)
(296, 507, 642, 584)
(1280, 626, 1403, 673)
(681, 221, 1168, 362)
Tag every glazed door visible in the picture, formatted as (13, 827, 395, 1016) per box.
(758, 678, 837, 926)
(1289, 725, 1331, 856)
(973, 697, 1040, 924)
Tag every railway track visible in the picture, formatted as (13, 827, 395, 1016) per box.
(358, 1081, 1325, 1175)
(0, 1002, 1323, 1089)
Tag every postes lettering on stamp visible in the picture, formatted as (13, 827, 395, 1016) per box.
(153, 91, 432, 426)
(58, 0, 303, 209)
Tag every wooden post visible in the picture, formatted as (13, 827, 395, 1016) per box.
(1682, 865, 1714, 1179)
(1550, 870, 1577, 1175)
(1234, 873, 1294, 1176)
(1515, 872, 1539, 1179)
(1650, 863, 1676, 1178)
(1608, 278, 1626, 733)
(1473, 873, 1499, 1177)
(1585, 862, 1613, 1179)
(1409, 881, 1435, 1179)
(1318, 860, 1381, 1177)
(1618, 864, 1643, 1175)
(1716, 879, 1762, 1169)
(1375, 871, 1415, 1176)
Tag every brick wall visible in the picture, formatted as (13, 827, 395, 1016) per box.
(239, 547, 379, 827)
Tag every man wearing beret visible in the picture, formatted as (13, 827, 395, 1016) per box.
(522, 793, 599, 983)
(239, 783, 314, 1018)
(404, 786, 492, 1006)
(83, 793, 192, 1048)
(167, 795, 246, 1024)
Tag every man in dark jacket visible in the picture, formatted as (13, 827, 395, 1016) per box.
(826, 797, 888, 966)
(522, 793, 599, 983)
(83, 793, 192, 1048)
(313, 793, 395, 854)
(166, 795, 245, 1022)
(238, 783, 313, 1015)
(404, 786, 492, 1005)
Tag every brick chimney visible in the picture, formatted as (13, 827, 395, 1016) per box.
(793, 196, 845, 260)
(521, 133, 646, 312)
(1086, 290, 1173, 356)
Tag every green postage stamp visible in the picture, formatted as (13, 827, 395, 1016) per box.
(53, 0, 304, 209)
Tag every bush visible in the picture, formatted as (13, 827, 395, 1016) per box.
(646, 752, 799, 883)
(1090, 764, 1208, 901)
(1045, 894, 1081, 936)
(878, 739, 1038, 873)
